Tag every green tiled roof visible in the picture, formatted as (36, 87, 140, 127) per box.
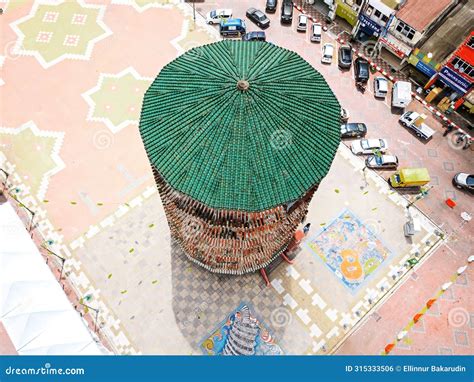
(139, 40, 340, 212)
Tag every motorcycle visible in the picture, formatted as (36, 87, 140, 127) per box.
(356, 81, 366, 93)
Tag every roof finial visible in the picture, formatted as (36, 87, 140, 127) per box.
(236, 80, 250, 91)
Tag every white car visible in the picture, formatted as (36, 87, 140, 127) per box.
(321, 43, 334, 64)
(351, 138, 388, 155)
(206, 9, 232, 24)
(365, 154, 398, 169)
(297, 14, 308, 32)
(374, 76, 388, 98)
(311, 23, 322, 42)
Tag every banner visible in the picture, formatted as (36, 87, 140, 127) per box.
(0, 355, 472, 382)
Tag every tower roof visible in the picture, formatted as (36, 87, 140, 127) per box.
(139, 40, 340, 211)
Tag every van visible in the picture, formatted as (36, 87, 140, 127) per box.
(389, 168, 430, 188)
(311, 23, 322, 42)
(374, 77, 388, 98)
(220, 19, 246, 37)
(392, 81, 412, 108)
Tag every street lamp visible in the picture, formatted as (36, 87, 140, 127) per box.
(78, 299, 100, 333)
(41, 243, 66, 283)
(406, 185, 433, 209)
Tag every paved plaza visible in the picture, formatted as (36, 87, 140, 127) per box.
(1, 0, 472, 356)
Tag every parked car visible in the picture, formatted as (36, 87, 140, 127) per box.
(399, 111, 435, 140)
(297, 14, 308, 32)
(338, 45, 352, 69)
(351, 138, 388, 155)
(310, 23, 322, 42)
(219, 19, 246, 37)
(206, 9, 232, 25)
(354, 57, 370, 83)
(453, 173, 474, 192)
(280, 1, 293, 24)
(340, 108, 349, 122)
(365, 154, 399, 169)
(341, 123, 367, 138)
(246, 8, 270, 28)
(265, 0, 278, 13)
(242, 31, 266, 41)
(321, 43, 334, 64)
(374, 76, 388, 98)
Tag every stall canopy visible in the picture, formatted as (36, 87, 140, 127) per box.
(0, 202, 108, 355)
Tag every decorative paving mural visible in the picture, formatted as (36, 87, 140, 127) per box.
(306, 209, 391, 292)
(200, 304, 283, 356)
(82, 67, 152, 133)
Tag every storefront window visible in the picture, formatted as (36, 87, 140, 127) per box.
(467, 36, 474, 49)
(452, 57, 474, 78)
(396, 21, 415, 40)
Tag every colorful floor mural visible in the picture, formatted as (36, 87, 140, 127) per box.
(306, 209, 391, 293)
(200, 304, 283, 356)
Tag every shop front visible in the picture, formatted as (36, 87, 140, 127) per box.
(335, 0, 358, 27)
(356, 13, 382, 39)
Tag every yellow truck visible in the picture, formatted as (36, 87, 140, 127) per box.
(389, 168, 430, 188)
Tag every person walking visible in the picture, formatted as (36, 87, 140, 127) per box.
(442, 124, 454, 137)
(303, 223, 311, 235)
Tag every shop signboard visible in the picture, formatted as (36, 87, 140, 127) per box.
(416, 60, 437, 78)
(439, 66, 472, 94)
(336, 1, 358, 26)
(358, 14, 382, 36)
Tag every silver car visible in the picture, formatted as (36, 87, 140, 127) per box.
(311, 23, 322, 42)
(365, 154, 398, 169)
(297, 14, 308, 32)
(351, 138, 388, 155)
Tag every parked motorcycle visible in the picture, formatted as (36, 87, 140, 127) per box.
(356, 81, 366, 93)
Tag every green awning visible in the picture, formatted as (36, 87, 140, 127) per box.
(139, 40, 340, 211)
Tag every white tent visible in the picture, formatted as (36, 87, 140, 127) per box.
(0, 201, 108, 355)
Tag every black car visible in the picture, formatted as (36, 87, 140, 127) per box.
(354, 57, 370, 83)
(265, 0, 278, 13)
(242, 31, 266, 41)
(280, 1, 293, 24)
(340, 123, 367, 139)
(338, 45, 352, 69)
(246, 8, 270, 28)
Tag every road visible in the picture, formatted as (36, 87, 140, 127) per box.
(196, 0, 474, 355)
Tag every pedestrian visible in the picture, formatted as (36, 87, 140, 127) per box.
(303, 223, 311, 235)
(442, 124, 454, 137)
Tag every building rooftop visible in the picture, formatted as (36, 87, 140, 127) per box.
(396, 0, 454, 31)
(418, 0, 474, 64)
(139, 40, 341, 212)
